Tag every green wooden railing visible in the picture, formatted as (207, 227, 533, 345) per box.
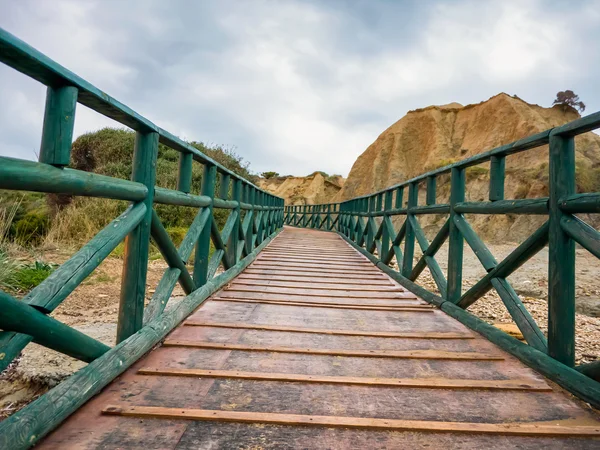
(285, 113, 600, 408)
(0, 29, 283, 448)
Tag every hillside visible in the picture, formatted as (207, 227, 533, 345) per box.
(259, 172, 344, 205)
(335, 93, 600, 241)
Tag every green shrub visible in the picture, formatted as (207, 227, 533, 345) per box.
(166, 227, 188, 247)
(14, 211, 50, 246)
(6, 261, 56, 293)
(0, 253, 17, 292)
(261, 171, 279, 179)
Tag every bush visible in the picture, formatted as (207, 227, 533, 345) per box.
(5, 261, 56, 293)
(166, 226, 188, 247)
(44, 128, 259, 245)
(261, 171, 279, 179)
(14, 211, 50, 246)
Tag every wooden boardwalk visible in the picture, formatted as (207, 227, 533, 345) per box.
(39, 227, 600, 448)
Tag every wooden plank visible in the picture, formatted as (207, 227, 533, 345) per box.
(138, 367, 551, 391)
(248, 264, 383, 274)
(183, 321, 475, 339)
(242, 269, 389, 279)
(236, 275, 394, 286)
(222, 287, 414, 298)
(251, 261, 375, 270)
(230, 281, 403, 291)
(211, 297, 432, 312)
(162, 340, 504, 360)
(102, 406, 600, 436)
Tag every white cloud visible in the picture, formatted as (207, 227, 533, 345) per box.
(0, 0, 599, 176)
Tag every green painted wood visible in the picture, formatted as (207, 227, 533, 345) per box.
(576, 360, 600, 382)
(561, 214, 600, 259)
(39, 85, 77, 166)
(0, 290, 110, 363)
(447, 167, 465, 304)
(490, 277, 548, 352)
(401, 183, 418, 277)
(227, 179, 242, 264)
(458, 221, 549, 309)
(548, 131, 576, 367)
(194, 164, 217, 286)
(409, 215, 447, 298)
(219, 172, 230, 199)
(455, 198, 548, 215)
(339, 232, 445, 307)
(381, 191, 393, 262)
(150, 209, 195, 294)
(0, 156, 148, 201)
(410, 218, 449, 281)
(426, 176, 436, 205)
(0, 202, 146, 371)
(143, 208, 211, 324)
(489, 155, 505, 201)
(177, 152, 193, 193)
(0, 228, 282, 450)
(117, 131, 158, 344)
(153, 187, 211, 208)
(453, 215, 497, 271)
(560, 192, 600, 213)
(440, 301, 600, 410)
(395, 186, 404, 209)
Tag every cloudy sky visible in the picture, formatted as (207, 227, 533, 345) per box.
(1, 0, 599, 176)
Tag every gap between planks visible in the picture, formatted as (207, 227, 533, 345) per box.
(162, 341, 504, 360)
(211, 297, 432, 312)
(101, 406, 600, 436)
(183, 321, 475, 339)
(137, 367, 550, 391)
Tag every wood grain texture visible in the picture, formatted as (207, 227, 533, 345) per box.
(163, 340, 504, 360)
(138, 367, 550, 391)
(102, 405, 600, 437)
(183, 321, 474, 339)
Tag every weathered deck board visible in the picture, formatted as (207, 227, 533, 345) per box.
(39, 227, 600, 449)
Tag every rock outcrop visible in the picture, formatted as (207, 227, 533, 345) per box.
(335, 93, 600, 241)
(259, 172, 344, 205)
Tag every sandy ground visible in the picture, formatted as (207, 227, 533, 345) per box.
(1, 242, 599, 419)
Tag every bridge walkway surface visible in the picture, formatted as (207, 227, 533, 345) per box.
(38, 227, 600, 448)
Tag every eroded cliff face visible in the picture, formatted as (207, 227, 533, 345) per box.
(336, 93, 600, 241)
(259, 173, 344, 205)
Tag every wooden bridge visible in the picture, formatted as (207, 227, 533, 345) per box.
(32, 228, 600, 448)
(1, 28, 600, 449)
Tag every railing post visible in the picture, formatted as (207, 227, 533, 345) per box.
(548, 131, 576, 366)
(326, 204, 332, 230)
(447, 167, 465, 304)
(367, 196, 375, 251)
(395, 186, 404, 209)
(489, 156, 505, 201)
(381, 190, 393, 262)
(402, 183, 418, 276)
(117, 131, 158, 343)
(177, 152, 193, 193)
(39, 85, 78, 166)
(302, 204, 308, 227)
(426, 176, 437, 205)
(193, 163, 217, 286)
(228, 178, 242, 264)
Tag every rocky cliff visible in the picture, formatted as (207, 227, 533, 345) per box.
(259, 172, 344, 205)
(335, 93, 600, 241)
